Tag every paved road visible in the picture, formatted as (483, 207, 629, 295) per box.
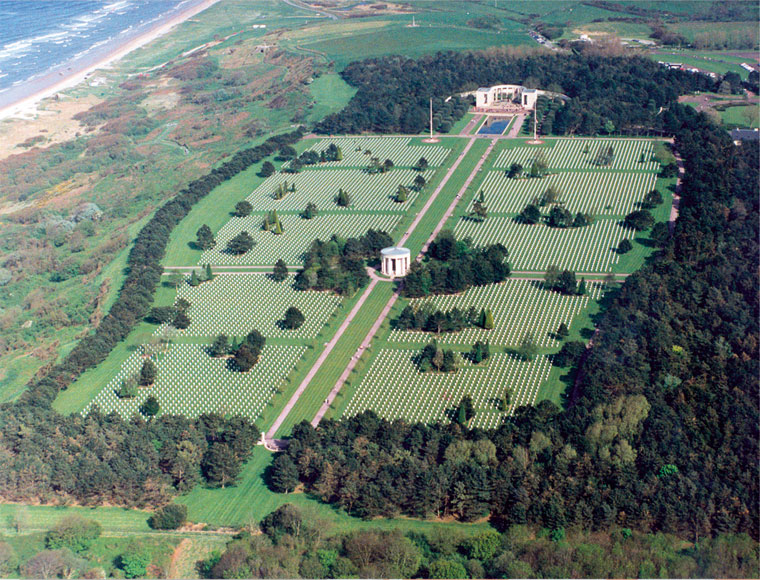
(265, 278, 378, 440)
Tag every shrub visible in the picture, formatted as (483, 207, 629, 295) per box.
(45, 516, 101, 553)
(148, 504, 187, 530)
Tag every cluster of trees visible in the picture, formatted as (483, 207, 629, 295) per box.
(285, 144, 343, 172)
(294, 229, 393, 295)
(545, 266, 586, 295)
(336, 188, 350, 207)
(302, 202, 318, 219)
(365, 157, 394, 174)
(188, 264, 214, 287)
(394, 303, 495, 334)
(418, 340, 461, 373)
(271, 103, 759, 540)
(403, 231, 509, 298)
(208, 329, 266, 371)
(593, 145, 616, 166)
(274, 181, 296, 200)
(396, 184, 409, 203)
(519, 203, 594, 228)
(263, 210, 284, 234)
(315, 51, 713, 136)
(625, 208, 655, 230)
(194, 503, 759, 580)
(147, 296, 192, 329)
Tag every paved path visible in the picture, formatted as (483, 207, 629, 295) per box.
(460, 114, 483, 136)
(397, 137, 476, 247)
(506, 114, 526, 138)
(421, 138, 497, 256)
(670, 145, 684, 234)
(265, 277, 378, 439)
(311, 138, 498, 428)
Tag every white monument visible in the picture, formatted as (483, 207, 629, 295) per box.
(380, 246, 411, 278)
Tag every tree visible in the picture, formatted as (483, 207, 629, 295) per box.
(544, 264, 560, 289)
(519, 203, 541, 224)
(234, 200, 253, 217)
(502, 388, 511, 411)
(202, 443, 240, 488)
(479, 308, 494, 330)
(642, 189, 663, 209)
(139, 359, 157, 386)
(428, 559, 467, 579)
(547, 206, 573, 228)
(413, 174, 426, 190)
(234, 344, 258, 372)
(650, 221, 670, 247)
(396, 184, 408, 203)
(148, 504, 187, 530)
(141, 395, 160, 418)
(189, 269, 201, 287)
(260, 160, 276, 177)
(507, 162, 523, 178)
(118, 375, 139, 398)
(518, 332, 538, 361)
(273, 216, 283, 235)
(282, 306, 305, 330)
(415, 156, 428, 171)
(270, 455, 300, 493)
(557, 322, 569, 338)
(167, 271, 184, 290)
(604, 119, 616, 134)
(556, 270, 578, 295)
(226, 231, 255, 254)
(209, 334, 229, 357)
(577, 277, 587, 295)
(618, 238, 633, 254)
(205, 264, 213, 281)
(530, 152, 548, 177)
(272, 259, 288, 282)
(0, 542, 18, 578)
(471, 200, 488, 221)
(118, 543, 151, 579)
(337, 188, 350, 207)
(553, 340, 586, 366)
(173, 309, 191, 329)
(195, 224, 216, 250)
(302, 202, 318, 219)
(45, 516, 101, 553)
(278, 145, 297, 160)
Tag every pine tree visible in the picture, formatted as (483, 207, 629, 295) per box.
(483, 308, 494, 330)
(337, 188, 350, 207)
(335, 146, 343, 161)
(396, 184, 408, 203)
(557, 322, 569, 339)
(195, 224, 216, 250)
(209, 334, 229, 358)
(139, 359, 157, 386)
(457, 402, 467, 425)
(577, 277, 587, 295)
(274, 216, 283, 235)
(189, 270, 200, 287)
(263, 216, 270, 231)
(141, 395, 160, 418)
(205, 264, 213, 281)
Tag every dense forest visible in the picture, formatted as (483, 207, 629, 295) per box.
(315, 50, 717, 135)
(196, 503, 758, 579)
(274, 101, 759, 540)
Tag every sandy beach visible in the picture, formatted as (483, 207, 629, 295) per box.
(0, 0, 221, 121)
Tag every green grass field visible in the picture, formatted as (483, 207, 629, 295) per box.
(719, 104, 760, 128)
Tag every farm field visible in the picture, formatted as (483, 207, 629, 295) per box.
(388, 279, 604, 348)
(83, 343, 306, 420)
(344, 349, 552, 430)
(173, 274, 342, 339)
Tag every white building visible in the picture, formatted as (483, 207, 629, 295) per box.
(475, 84, 539, 110)
(380, 246, 411, 278)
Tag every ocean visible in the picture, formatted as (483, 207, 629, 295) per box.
(0, 0, 195, 95)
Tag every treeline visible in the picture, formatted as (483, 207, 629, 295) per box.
(315, 51, 714, 135)
(0, 130, 302, 506)
(294, 230, 392, 295)
(272, 104, 759, 539)
(403, 231, 509, 298)
(195, 503, 759, 579)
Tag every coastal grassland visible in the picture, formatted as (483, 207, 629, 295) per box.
(0, 504, 151, 535)
(306, 74, 357, 125)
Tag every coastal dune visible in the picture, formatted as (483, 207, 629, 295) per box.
(0, 0, 221, 121)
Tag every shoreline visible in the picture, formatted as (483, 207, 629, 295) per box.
(0, 0, 221, 121)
